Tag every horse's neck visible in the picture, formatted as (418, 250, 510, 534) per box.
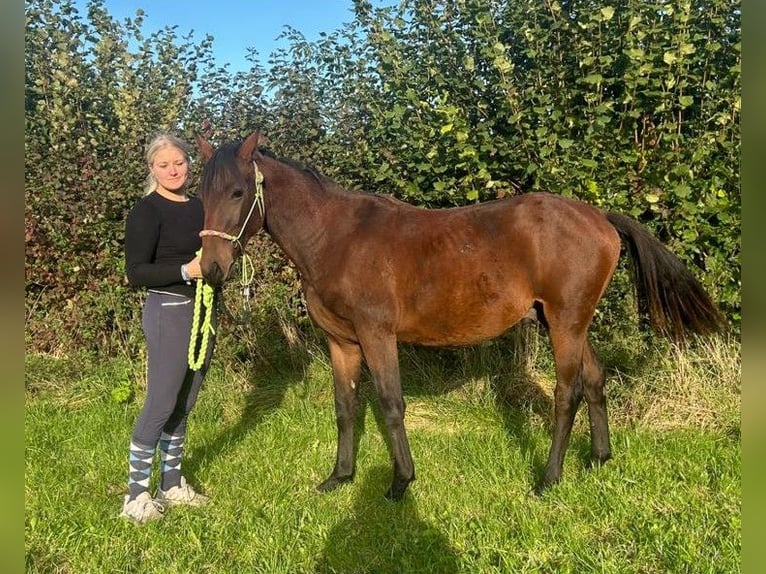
(262, 160, 334, 278)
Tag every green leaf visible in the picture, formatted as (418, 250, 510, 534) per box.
(583, 74, 603, 85)
(581, 159, 598, 168)
(679, 95, 694, 108)
(663, 51, 677, 65)
(645, 193, 660, 204)
(494, 56, 512, 74)
(679, 43, 695, 55)
(600, 7, 615, 21)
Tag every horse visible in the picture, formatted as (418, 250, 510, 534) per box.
(195, 131, 724, 501)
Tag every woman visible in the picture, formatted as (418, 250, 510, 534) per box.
(121, 133, 216, 523)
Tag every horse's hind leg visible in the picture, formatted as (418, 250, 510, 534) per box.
(582, 338, 611, 466)
(539, 324, 587, 492)
(317, 336, 363, 493)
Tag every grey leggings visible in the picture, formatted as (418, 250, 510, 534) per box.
(131, 290, 216, 447)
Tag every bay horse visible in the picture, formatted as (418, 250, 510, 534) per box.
(196, 131, 724, 501)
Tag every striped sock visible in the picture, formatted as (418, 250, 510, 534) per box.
(128, 440, 156, 500)
(159, 431, 185, 491)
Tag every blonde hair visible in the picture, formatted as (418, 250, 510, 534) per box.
(143, 133, 192, 195)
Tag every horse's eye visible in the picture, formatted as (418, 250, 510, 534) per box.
(232, 189, 244, 199)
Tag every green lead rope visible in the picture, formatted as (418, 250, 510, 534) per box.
(188, 252, 216, 371)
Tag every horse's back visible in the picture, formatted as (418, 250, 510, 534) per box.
(309, 191, 621, 346)
(342, 191, 620, 286)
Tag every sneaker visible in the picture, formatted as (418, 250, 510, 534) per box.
(156, 476, 210, 507)
(120, 492, 164, 523)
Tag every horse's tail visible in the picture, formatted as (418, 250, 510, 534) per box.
(606, 212, 725, 343)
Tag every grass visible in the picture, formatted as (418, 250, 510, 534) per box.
(25, 331, 740, 573)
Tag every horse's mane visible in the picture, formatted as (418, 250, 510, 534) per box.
(207, 140, 404, 205)
(258, 147, 329, 190)
(259, 147, 411, 207)
(200, 141, 332, 198)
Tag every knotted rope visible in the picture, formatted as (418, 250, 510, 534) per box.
(188, 254, 216, 371)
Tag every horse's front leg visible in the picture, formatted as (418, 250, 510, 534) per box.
(317, 336, 363, 493)
(359, 330, 414, 501)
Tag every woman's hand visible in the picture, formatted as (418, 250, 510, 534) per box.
(185, 254, 203, 279)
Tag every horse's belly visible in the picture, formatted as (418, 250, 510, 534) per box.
(397, 304, 527, 346)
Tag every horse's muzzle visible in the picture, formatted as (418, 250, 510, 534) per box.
(201, 260, 228, 287)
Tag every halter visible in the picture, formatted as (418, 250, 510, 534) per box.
(198, 161, 263, 288)
(199, 161, 265, 245)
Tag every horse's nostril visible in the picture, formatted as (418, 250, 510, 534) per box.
(202, 261, 224, 286)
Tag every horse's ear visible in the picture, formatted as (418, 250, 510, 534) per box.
(196, 135, 215, 162)
(239, 131, 268, 160)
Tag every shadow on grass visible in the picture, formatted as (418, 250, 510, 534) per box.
(315, 466, 460, 574)
(183, 327, 314, 480)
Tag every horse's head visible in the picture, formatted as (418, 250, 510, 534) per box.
(196, 131, 267, 286)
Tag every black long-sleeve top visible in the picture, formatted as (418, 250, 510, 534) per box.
(124, 192, 204, 298)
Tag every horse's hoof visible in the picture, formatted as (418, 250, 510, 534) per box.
(532, 481, 549, 497)
(587, 451, 612, 469)
(533, 471, 560, 496)
(383, 487, 405, 502)
(316, 474, 354, 493)
(384, 476, 412, 501)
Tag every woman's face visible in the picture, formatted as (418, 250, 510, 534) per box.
(150, 146, 189, 193)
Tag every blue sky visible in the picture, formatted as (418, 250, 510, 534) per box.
(72, 1, 390, 73)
